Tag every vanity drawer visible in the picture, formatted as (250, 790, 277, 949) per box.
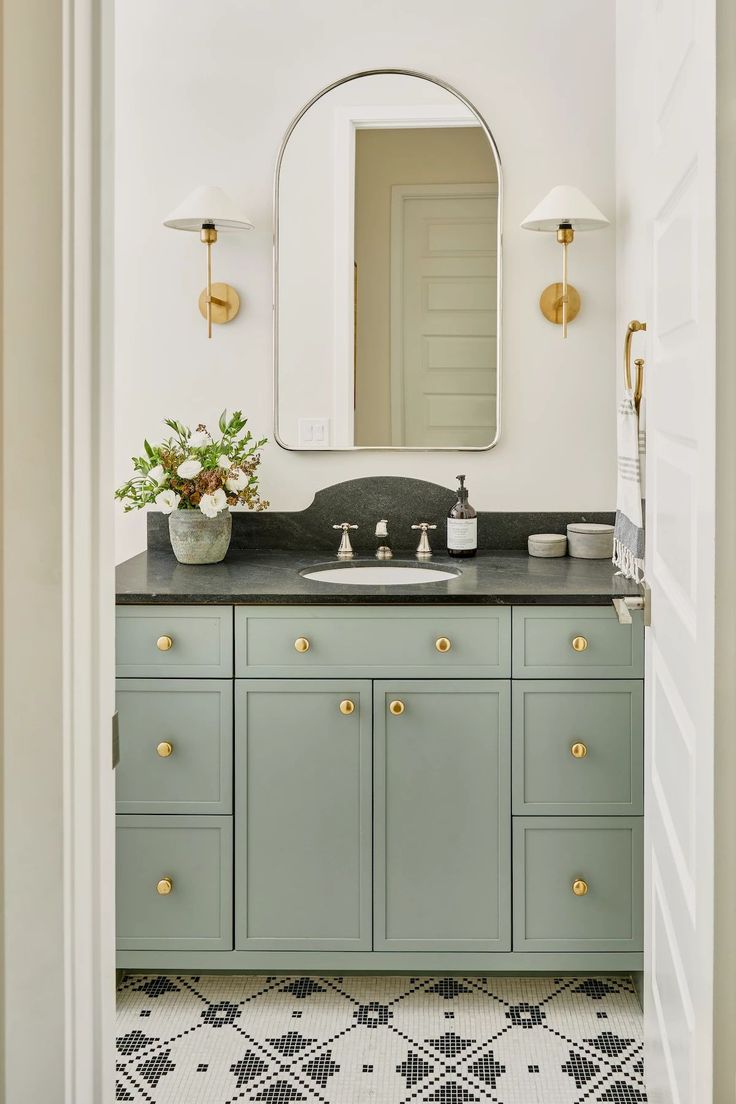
(116, 815, 233, 951)
(115, 679, 233, 814)
(513, 816, 643, 952)
(116, 605, 233, 678)
(512, 606, 644, 678)
(512, 681, 643, 815)
(235, 605, 511, 678)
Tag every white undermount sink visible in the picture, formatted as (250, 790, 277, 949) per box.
(300, 562, 461, 585)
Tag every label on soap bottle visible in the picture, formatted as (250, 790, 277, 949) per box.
(447, 517, 478, 550)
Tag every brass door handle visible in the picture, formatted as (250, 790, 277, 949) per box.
(570, 742, 588, 759)
(339, 699, 355, 715)
(571, 636, 589, 652)
(389, 700, 405, 716)
(624, 319, 647, 415)
(156, 741, 174, 758)
(572, 878, 589, 897)
(435, 637, 452, 653)
(156, 635, 173, 651)
(294, 637, 310, 653)
(156, 876, 173, 895)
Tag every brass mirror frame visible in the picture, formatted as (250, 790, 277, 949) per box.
(273, 68, 503, 452)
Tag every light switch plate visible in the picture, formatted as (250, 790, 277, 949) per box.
(298, 418, 330, 447)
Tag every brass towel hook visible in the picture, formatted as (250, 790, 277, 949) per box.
(624, 320, 647, 414)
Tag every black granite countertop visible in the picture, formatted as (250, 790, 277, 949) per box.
(115, 548, 639, 606)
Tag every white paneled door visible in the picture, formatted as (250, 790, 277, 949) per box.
(390, 183, 498, 447)
(639, 1, 716, 1101)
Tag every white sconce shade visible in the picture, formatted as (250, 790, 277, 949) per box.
(521, 185, 609, 232)
(163, 185, 254, 337)
(164, 185, 254, 232)
(521, 185, 609, 337)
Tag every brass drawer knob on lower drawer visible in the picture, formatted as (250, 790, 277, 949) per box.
(156, 877, 173, 896)
(389, 700, 405, 716)
(571, 636, 589, 652)
(339, 700, 355, 715)
(570, 742, 588, 759)
(156, 635, 173, 651)
(294, 637, 310, 653)
(435, 637, 452, 653)
(572, 878, 589, 897)
(156, 741, 173, 758)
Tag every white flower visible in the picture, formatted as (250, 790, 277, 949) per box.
(177, 458, 202, 479)
(217, 454, 232, 470)
(155, 489, 181, 514)
(199, 488, 228, 518)
(189, 429, 209, 447)
(226, 468, 248, 492)
(147, 464, 165, 486)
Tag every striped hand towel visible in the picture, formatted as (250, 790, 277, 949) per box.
(613, 389, 645, 582)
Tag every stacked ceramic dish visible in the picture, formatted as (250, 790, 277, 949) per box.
(566, 522, 614, 559)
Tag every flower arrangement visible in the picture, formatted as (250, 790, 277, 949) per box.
(115, 410, 269, 517)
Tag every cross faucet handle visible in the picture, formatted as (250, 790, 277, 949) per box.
(333, 522, 358, 559)
(411, 522, 437, 557)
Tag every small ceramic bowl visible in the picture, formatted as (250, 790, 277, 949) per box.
(567, 522, 614, 559)
(528, 533, 567, 558)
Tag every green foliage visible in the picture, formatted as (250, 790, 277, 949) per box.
(114, 411, 269, 513)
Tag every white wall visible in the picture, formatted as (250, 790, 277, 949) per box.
(115, 0, 617, 564)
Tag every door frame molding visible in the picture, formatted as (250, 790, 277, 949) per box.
(2, 0, 115, 1099)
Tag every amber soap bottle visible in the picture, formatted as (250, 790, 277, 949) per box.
(447, 474, 477, 558)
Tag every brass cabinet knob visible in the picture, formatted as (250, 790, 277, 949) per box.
(435, 637, 452, 653)
(339, 699, 355, 715)
(570, 742, 588, 759)
(294, 637, 310, 653)
(572, 878, 589, 897)
(156, 635, 173, 651)
(389, 700, 405, 716)
(156, 876, 173, 896)
(571, 636, 589, 652)
(156, 741, 173, 758)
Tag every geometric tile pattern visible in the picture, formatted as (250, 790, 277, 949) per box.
(116, 975, 646, 1103)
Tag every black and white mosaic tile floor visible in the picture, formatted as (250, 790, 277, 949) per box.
(116, 975, 647, 1104)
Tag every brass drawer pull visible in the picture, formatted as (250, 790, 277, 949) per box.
(389, 700, 405, 716)
(339, 699, 355, 715)
(294, 637, 310, 653)
(156, 876, 173, 896)
(156, 635, 173, 651)
(435, 637, 452, 653)
(571, 636, 589, 652)
(572, 878, 589, 897)
(156, 741, 174, 758)
(570, 742, 588, 759)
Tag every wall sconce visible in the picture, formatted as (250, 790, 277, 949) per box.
(163, 185, 254, 338)
(521, 185, 609, 338)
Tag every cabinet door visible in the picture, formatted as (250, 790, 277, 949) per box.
(235, 680, 372, 950)
(374, 679, 511, 951)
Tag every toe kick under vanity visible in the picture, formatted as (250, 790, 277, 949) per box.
(115, 541, 644, 976)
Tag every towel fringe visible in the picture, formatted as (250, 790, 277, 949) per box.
(613, 537, 645, 584)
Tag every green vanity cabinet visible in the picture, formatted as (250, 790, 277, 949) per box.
(115, 601, 644, 972)
(512, 680, 644, 816)
(234, 680, 373, 950)
(373, 680, 511, 951)
(116, 815, 233, 951)
(513, 817, 643, 952)
(116, 679, 233, 814)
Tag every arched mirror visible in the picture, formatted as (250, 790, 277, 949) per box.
(274, 70, 502, 451)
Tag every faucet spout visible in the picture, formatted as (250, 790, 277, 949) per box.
(375, 519, 392, 560)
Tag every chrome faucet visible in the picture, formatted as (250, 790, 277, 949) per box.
(333, 522, 358, 559)
(375, 519, 392, 560)
(411, 522, 437, 558)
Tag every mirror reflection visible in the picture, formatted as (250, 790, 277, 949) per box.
(275, 72, 501, 450)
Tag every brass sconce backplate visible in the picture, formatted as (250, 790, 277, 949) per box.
(540, 282, 581, 326)
(198, 282, 241, 325)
